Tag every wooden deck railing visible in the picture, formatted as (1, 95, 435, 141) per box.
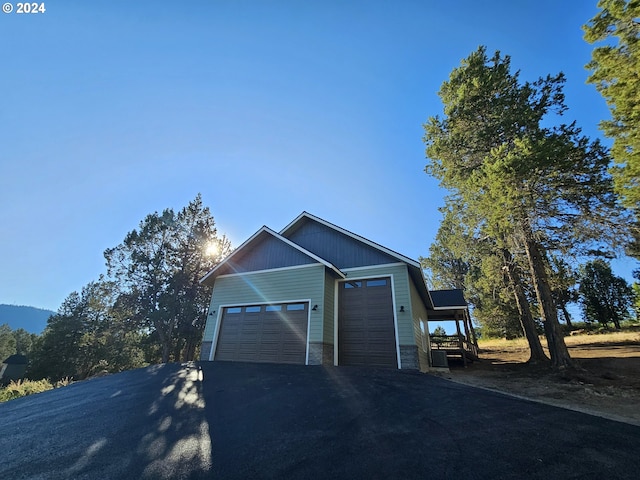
(430, 334, 478, 359)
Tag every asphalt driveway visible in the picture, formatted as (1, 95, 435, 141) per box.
(1, 362, 639, 479)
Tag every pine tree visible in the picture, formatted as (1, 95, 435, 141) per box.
(584, 0, 640, 255)
(424, 47, 628, 367)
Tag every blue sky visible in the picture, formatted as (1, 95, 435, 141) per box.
(0, 0, 634, 312)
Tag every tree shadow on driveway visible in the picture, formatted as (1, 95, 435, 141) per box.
(0, 363, 211, 480)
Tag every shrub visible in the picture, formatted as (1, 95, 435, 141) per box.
(54, 377, 73, 388)
(0, 379, 54, 402)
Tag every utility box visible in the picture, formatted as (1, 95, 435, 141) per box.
(431, 350, 449, 368)
(1, 354, 28, 385)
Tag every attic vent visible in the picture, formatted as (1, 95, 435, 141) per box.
(431, 350, 449, 368)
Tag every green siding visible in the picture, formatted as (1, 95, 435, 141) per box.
(203, 264, 327, 348)
(203, 261, 426, 368)
(342, 263, 413, 345)
(409, 275, 431, 371)
(323, 272, 335, 345)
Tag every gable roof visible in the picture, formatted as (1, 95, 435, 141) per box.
(280, 212, 422, 268)
(200, 226, 345, 286)
(2, 354, 28, 365)
(281, 212, 436, 309)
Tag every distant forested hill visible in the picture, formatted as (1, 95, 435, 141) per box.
(0, 305, 55, 334)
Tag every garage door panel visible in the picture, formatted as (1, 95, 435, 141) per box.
(339, 277, 397, 368)
(215, 302, 308, 364)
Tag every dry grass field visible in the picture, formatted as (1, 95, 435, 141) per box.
(446, 331, 640, 425)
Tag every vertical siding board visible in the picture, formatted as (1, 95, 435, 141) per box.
(202, 264, 326, 345)
(216, 234, 316, 275)
(287, 220, 398, 268)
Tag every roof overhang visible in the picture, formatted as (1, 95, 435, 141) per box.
(425, 308, 468, 321)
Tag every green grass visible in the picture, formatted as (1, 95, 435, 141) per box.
(477, 330, 640, 352)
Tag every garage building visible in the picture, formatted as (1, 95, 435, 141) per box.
(200, 212, 470, 370)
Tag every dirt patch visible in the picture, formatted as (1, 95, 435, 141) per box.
(442, 332, 640, 426)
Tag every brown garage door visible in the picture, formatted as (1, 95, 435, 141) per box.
(214, 302, 308, 364)
(338, 277, 397, 367)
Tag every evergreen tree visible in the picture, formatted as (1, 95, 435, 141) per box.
(584, 0, 640, 256)
(548, 256, 579, 329)
(0, 324, 16, 363)
(105, 194, 230, 363)
(578, 259, 635, 328)
(27, 281, 147, 381)
(423, 199, 547, 358)
(423, 47, 628, 367)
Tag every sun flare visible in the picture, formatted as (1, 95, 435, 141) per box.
(205, 242, 219, 257)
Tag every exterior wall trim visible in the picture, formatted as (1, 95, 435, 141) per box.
(208, 298, 312, 365)
(334, 274, 401, 369)
(333, 279, 339, 366)
(341, 262, 406, 273)
(388, 274, 402, 369)
(431, 305, 469, 310)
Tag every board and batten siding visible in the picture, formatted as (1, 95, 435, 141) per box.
(341, 263, 413, 345)
(287, 219, 398, 269)
(202, 263, 327, 360)
(214, 233, 316, 276)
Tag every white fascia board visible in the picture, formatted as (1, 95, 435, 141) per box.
(280, 212, 421, 269)
(199, 226, 345, 285)
(431, 305, 469, 310)
(341, 262, 406, 272)
(215, 263, 323, 279)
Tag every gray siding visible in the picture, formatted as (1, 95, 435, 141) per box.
(286, 219, 398, 269)
(202, 264, 327, 360)
(215, 233, 316, 276)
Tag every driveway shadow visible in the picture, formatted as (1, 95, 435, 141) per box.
(0, 363, 211, 480)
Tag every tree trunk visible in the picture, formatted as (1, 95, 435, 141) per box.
(501, 249, 548, 363)
(160, 339, 171, 364)
(155, 317, 173, 364)
(173, 339, 183, 363)
(612, 315, 621, 330)
(522, 230, 573, 368)
(560, 303, 573, 329)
